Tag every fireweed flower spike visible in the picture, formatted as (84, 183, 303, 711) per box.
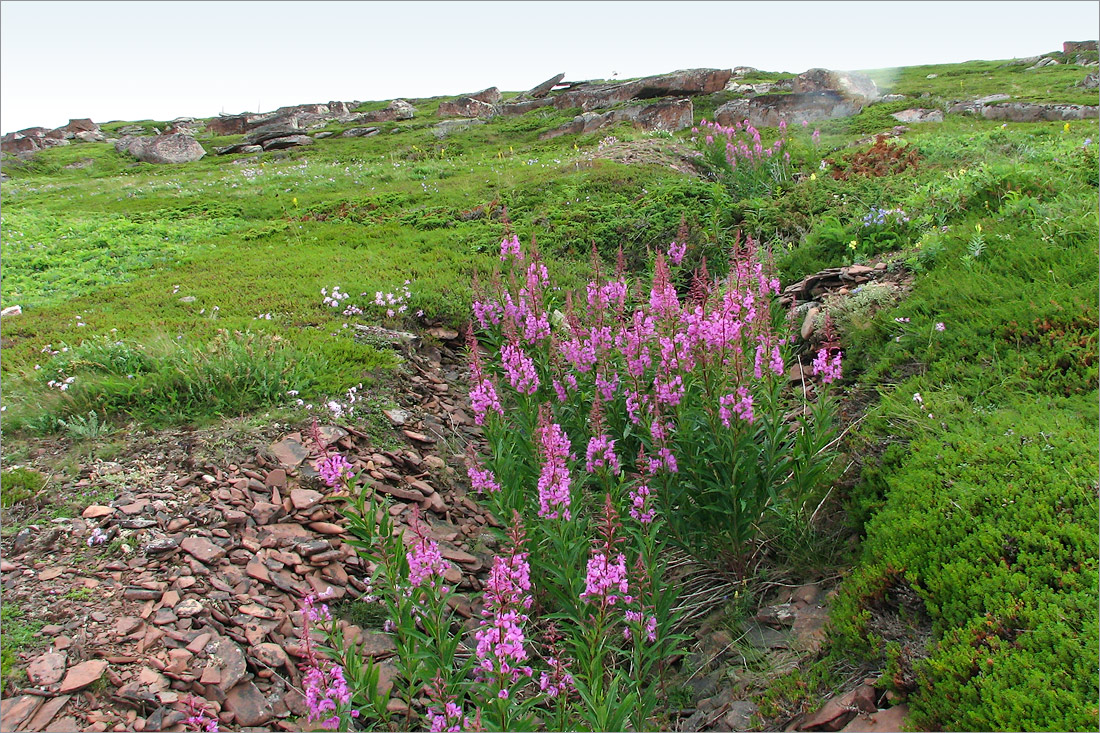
(317, 454, 353, 488)
(536, 413, 573, 519)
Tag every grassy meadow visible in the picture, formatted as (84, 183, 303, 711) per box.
(1, 53, 1098, 729)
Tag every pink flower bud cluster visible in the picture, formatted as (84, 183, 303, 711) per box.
(475, 523, 534, 689)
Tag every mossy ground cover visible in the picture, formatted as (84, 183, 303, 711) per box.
(1, 55, 1097, 730)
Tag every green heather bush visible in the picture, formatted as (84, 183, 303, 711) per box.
(832, 395, 1099, 730)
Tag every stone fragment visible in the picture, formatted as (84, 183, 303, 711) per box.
(251, 502, 283, 526)
(81, 505, 115, 518)
(116, 616, 144, 636)
(270, 438, 310, 467)
(290, 489, 323, 511)
(252, 642, 288, 669)
(24, 694, 71, 732)
(28, 651, 68, 686)
(176, 599, 204, 618)
(264, 468, 287, 489)
(224, 681, 273, 727)
(180, 537, 227, 564)
(0, 695, 43, 731)
(838, 704, 910, 732)
(205, 636, 247, 693)
(59, 659, 109, 693)
(308, 522, 346, 534)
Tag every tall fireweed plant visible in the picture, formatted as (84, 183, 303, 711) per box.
(692, 118, 821, 200)
(319, 227, 839, 731)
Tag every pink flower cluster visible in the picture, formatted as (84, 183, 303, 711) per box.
(502, 342, 539, 395)
(475, 523, 534, 689)
(624, 610, 658, 643)
(407, 524, 449, 592)
(811, 347, 843, 385)
(627, 480, 655, 524)
(537, 415, 573, 520)
(585, 434, 620, 474)
(500, 233, 523, 261)
(303, 663, 355, 730)
(428, 701, 479, 733)
(318, 454, 353, 488)
(580, 551, 630, 607)
(719, 387, 755, 427)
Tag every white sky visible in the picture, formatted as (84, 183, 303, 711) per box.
(1, 1, 1097, 134)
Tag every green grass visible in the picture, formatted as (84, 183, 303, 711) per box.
(0, 603, 43, 684)
(860, 57, 1099, 106)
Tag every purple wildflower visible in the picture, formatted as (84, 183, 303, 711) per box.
(318, 454, 353, 488)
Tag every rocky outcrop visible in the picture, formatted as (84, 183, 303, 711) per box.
(437, 96, 495, 118)
(1063, 40, 1098, 54)
(467, 87, 502, 104)
(261, 134, 314, 151)
(715, 91, 862, 128)
(793, 68, 879, 103)
(353, 99, 417, 123)
(948, 99, 1099, 121)
(340, 127, 380, 138)
(891, 108, 944, 123)
(554, 68, 731, 111)
(540, 98, 694, 140)
(515, 73, 565, 100)
(495, 97, 557, 116)
(206, 114, 256, 136)
(115, 134, 206, 164)
(431, 119, 486, 138)
(3, 120, 103, 154)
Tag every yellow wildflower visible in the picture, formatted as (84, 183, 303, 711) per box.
(849, 240, 858, 250)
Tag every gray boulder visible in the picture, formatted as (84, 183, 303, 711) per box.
(540, 98, 694, 140)
(261, 134, 314, 151)
(715, 91, 862, 128)
(116, 134, 206, 163)
(340, 127, 380, 138)
(891, 108, 944, 123)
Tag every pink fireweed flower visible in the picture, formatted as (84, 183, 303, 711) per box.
(594, 369, 619, 402)
(469, 378, 503, 425)
(303, 663, 353, 730)
(407, 518, 449, 591)
(719, 387, 755, 426)
(624, 610, 659, 643)
(667, 240, 687, 266)
(466, 458, 501, 494)
(537, 414, 573, 520)
(581, 551, 629, 607)
(585, 434, 620, 474)
(648, 254, 680, 320)
(500, 233, 523, 261)
(501, 343, 539, 395)
(625, 389, 651, 425)
(475, 520, 534, 687)
(628, 480, 655, 524)
(472, 298, 503, 329)
(770, 344, 784, 375)
(538, 656, 576, 699)
(318, 454, 353, 488)
(653, 373, 684, 406)
(811, 347, 843, 385)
